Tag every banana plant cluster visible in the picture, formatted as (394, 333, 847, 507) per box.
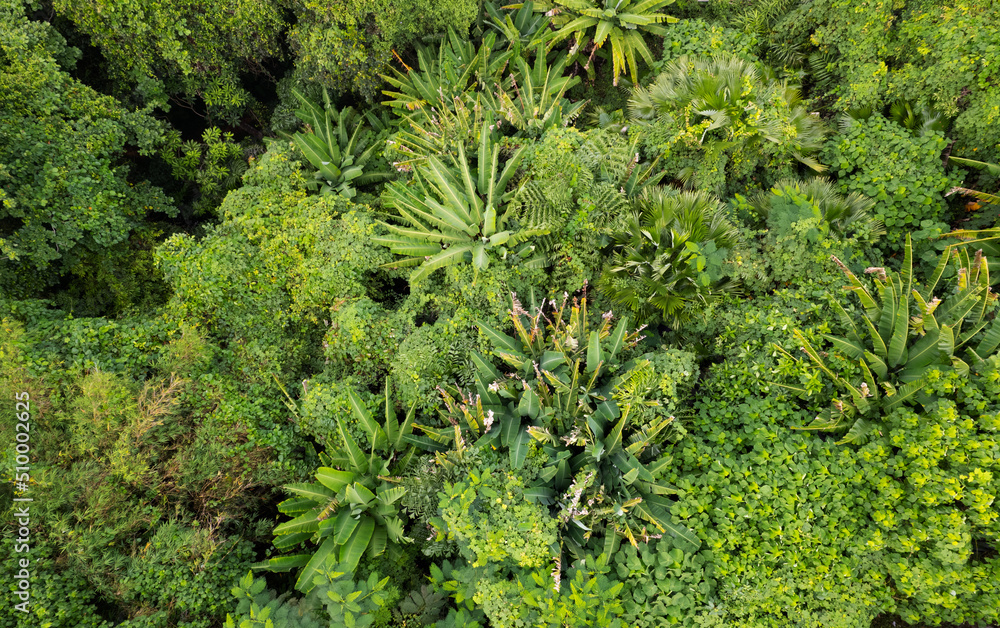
(382, 30, 589, 163)
(779, 234, 1000, 445)
(417, 295, 698, 555)
(289, 89, 391, 199)
(375, 126, 545, 282)
(528, 0, 678, 86)
(485, 46, 587, 137)
(255, 384, 419, 591)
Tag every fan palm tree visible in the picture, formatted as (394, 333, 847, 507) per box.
(749, 178, 885, 239)
(629, 55, 828, 180)
(599, 187, 739, 326)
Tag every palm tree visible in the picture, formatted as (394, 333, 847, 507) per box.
(629, 55, 827, 191)
(530, 0, 678, 86)
(749, 178, 885, 240)
(599, 187, 739, 326)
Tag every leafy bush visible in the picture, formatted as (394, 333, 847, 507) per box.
(657, 18, 759, 66)
(727, 178, 885, 292)
(822, 113, 960, 249)
(0, 5, 175, 297)
(630, 55, 827, 195)
(600, 188, 739, 326)
(225, 566, 393, 628)
(435, 463, 559, 570)
(610, 535, 715, 626)
(51, 0, 284, 121)
(323, 299, 408, 390)
(874, 364, 1000, 625)
(288, 0, 478, 101)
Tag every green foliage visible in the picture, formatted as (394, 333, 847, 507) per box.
(376, 127, 538, 282)
(656, 18, 759, 66)
(382, 32, 587, 165)
(0, 327, 283, 628)
(422, 295, 698, 556)
(779, 235, 1000, 444)
(489, 48, 587, 137)
(726, 177, 885, 293)
(435, 464, 560, 569)
(288, 0, 478, 102)
(118, 523, 256, 628)
(289, 89, 393, 198)
(610, 535, 715, 626)
(823, 113, 960, 249)
(157, 140, 392, 384)
(51, 0, 285, 121)
(0, 4, 175, 297)
(630, 55, 827, 195)
(225, 566, 392, 628)
(322, 298, 410, 390)
(483, 1, 555, 53)
(257, 382, 417, 589)
(600, 188, 739, 326)
(161, 127, 248, 216)
(531, 0, 679, 86)
(0, 534, 111, 628)
(873, 364, 1000, 625)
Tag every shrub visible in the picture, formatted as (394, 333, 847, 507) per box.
(822, 113, 960, 250)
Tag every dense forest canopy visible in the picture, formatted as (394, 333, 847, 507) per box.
(2, 0, 1000, 627)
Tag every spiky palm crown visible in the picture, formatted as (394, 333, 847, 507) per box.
(600, 188, 739, 326)
(532, 0, 678, 86)
(750, 177, 885, 240)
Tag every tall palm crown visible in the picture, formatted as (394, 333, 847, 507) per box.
(531, 0, 678, 86)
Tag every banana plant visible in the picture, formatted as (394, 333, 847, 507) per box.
(290, 89, 392, 199)
(527, 0, 678, 86)
(417, 295, 699, 556)
(777, 234, 1000, 445)
(488, 46, 587, 137)
(382, 29, 513, 115)
(947, 155, 1000, 208)
(375, 124, 544, 282)
(254, 383, 419, 591)
(484, 0, 556, 54)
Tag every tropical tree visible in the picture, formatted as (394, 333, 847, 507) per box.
(289, 89, 393, 199)
(255, 384, 418, 591)
(777, 234, 1000, 445)
(374, 126, 543, 281)
(417, 295, 698, 558)
(599, 188, 740, 326)
(529, 0, 679, 86)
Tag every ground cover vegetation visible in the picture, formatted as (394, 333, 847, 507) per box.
(2, 0, 1000, 626)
